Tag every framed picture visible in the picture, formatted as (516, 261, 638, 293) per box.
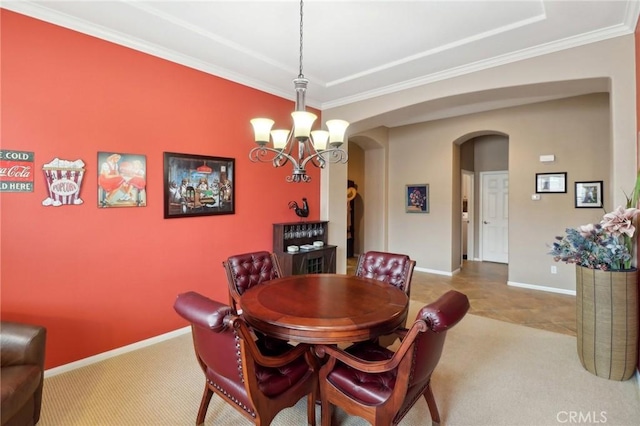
(98, 152, 147, 208)
(575, 181, 603, 208)
(535, 172, 567, 193)
(405, 184, 429, 213)
(163, 152, 235, 218)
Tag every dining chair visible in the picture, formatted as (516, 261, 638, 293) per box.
(315, 290, 469, 426)
(355, 250, 416, 296)
(355, 250, 416, 346)
(223, 251, 283, 314)
(223, 251, 290, 353)
(174, 291, 318, 426)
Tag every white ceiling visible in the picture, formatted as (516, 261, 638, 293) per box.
(3, 0, 640, 126)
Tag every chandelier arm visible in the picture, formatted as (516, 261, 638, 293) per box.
(249, 146, 301, 170)
(299, 148, 349, 170)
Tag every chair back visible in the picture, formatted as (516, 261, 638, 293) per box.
(173, 292, 245, 392)
(223, 251, 282, 312)
(409, 290, 470, 387)
(355, 250, 415, 294)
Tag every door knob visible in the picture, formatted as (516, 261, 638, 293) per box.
(483, 221, 490, 224)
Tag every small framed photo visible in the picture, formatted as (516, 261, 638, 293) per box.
(405, 184, 429, 213)
(575, 181, 603, 208)
(163, 152, 235, 218)
(535, 172, 567, 193)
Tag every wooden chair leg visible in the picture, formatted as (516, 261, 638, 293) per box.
(196, 385, 213, 425)
(424, 383, 441, 426)
(321, 397, 333, 426)
(307, 393, 317, 425)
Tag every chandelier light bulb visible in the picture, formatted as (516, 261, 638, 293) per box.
(310, 130, 329, 151)
(326, 120, 349, 146)
(250, 118, 274, 145)
(271, 129, 290, 149)
(291, 111, 317, 140)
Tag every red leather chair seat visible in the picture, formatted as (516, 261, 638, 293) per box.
(326, 344, 395, 406)
(255, 355, 311, 397)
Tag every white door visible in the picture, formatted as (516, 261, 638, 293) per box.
(480, 171, 508, 263)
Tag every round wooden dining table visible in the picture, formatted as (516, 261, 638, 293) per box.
(239, 274, 409, 344)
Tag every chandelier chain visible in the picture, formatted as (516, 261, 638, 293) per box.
(298, 0, 304, 78)
(248, 0, 349, 183)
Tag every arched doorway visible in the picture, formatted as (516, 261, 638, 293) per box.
(457, 133, 509, 268)
(347, 134, 388, 257)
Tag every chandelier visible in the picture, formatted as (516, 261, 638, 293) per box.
(249, 0, 349, 183)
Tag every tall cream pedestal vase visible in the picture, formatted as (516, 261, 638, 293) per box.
(575, 265, 638, 380)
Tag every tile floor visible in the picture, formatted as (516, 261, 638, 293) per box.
(348, 258, 576, 336)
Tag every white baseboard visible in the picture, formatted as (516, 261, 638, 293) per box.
(508, 281, 576, 296)
(414, 266, 453, 277)
(44, 326, 191, 378)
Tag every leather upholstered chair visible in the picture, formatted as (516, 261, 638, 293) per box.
(174, 291, 318, 426)
(355, 251, 416, 346)
(1, 321, 47, 426)
(355, 251, 415, 296)
(315, 290, 469, 426)
(223, 251, 289, 353)
(223, 251, 283, 314)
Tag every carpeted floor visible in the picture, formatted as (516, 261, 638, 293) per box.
(40, 301, 640, 425)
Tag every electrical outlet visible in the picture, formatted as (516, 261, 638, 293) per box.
(551, 265, 557, 274)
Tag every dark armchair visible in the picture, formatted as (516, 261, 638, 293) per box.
(355, 250, 415, 296)
(1, 321, 47, 426)
(174, 291, 317, 426)
(316, 290, 469, 426)
(223, 251, 289, 352)
(355, 250, 416, 346)
(223, 251, 283, 314)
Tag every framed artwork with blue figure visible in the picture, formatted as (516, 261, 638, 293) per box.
(406, 184, 429, 213)
(163, 152, 235, 218)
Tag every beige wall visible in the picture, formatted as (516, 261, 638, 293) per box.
(323, 34, 635, 290)
(347, 141, 365, 256)
(347, 127, 390, 255)
(388, 93, 610, 291)
(474, 136, 509, 171)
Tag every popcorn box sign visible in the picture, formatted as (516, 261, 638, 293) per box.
(0, 149, 35, 192)
(42, 158, 85, 206)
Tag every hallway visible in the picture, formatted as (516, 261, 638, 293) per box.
(348, 258, 576, 336)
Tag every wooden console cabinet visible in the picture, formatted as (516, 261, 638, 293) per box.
(273, 220, 336, 275)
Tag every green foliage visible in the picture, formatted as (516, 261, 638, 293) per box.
(625, 169, 640, 209)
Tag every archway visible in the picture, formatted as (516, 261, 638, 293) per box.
(454, 131, 509, 270)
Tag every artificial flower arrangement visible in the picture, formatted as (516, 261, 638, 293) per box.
(549, 173, 640, 271)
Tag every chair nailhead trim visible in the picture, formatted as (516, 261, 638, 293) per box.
(207, 379, 256, 416)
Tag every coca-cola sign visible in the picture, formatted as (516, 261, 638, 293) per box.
(0, 149, 34, 192)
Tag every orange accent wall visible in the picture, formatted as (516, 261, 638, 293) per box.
(0, 10, 321, 369)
